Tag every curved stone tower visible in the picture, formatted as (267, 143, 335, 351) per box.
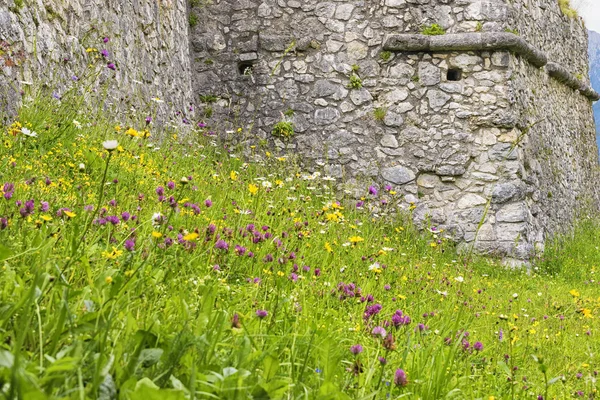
(190, 0, 599, 260)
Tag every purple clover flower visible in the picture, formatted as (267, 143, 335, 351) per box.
(124, 239, 135, 252)
(215, 239, 229, 251)
(350, 344, 363, 355)
(256, 309, 268, 319)
(394, 369, 408, 387)
(372, 326, 387, 339)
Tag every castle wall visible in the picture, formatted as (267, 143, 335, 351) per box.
(506, 56, 600, 255)
(0, 0, 193, 123)
(189, 0, 600, 259)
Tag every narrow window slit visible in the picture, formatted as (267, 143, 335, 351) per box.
(238, 61, 254, 76)
(447, 68, 462, 81)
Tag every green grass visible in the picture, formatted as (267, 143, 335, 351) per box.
(0, 38, 599, 399)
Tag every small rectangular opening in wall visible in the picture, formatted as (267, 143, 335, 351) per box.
(238, 61, 254, 76)
(447, 68, 462, 81)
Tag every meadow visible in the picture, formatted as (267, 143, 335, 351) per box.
(1, 45, 600, 400)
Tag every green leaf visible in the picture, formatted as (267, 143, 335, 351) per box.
(262, 354, 279, 382)
(138, 348, 164, 368)
(0, 350, 14, 368)
(127, 378, 186, 400)
(0, 244, 13, 261)
(261, 379, 290, 399)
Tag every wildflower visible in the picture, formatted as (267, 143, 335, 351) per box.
(183, 232, 199, 241)
(21, 127, 38, 137)
(392, 310, 411, 327)
(364, 303, 382, 320)
(0, 217, 7, 230)
(215, 239, 229, 251)
(368, 186, 378, 196)
(180, 177, 189, 185)
(2, 183, 14, 200)
(107, 62, 116, 70)
(78, 163, 85, 172)
(152, 212, 164, 226)
(256, 309, 268, 319)
(124, 239, 135, 252)
(394, 369, 408, 387)
(232, 313, 241, 328)
(204, 199, 212, 208)
(235, 245, 246, 256)
(349, 236, 364, 244)
(103, 37, 110, 43)
(167, 181, 175, 190)
(105, 276, 113, 284)
(100, 49, 109, 58)
(102, 140, 119, 151)
(350, 344, 363, 355)
(102, 247, 123, 259)
(474, 341, 484, 351)
(372, 326, 387, 339)
(570, 289, 581, 297)
(248, 183, 259, 195)
(379, 357, 387, 365)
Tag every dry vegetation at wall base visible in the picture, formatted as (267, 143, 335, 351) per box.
(1, 39, 600, 398)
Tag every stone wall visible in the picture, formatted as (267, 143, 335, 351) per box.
(189, 0, 599, 260)
(0, 0, 193, 124)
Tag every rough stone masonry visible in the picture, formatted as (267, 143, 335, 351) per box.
(190, 0, 600, 261)
(2, 0, 600, 261)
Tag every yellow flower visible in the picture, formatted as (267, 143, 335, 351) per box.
(152, 231, 163, 238)
(183, 232, 199, 241)
(64, 211, 76, 218)
(40, 215, 53, 222)
(581, 308, 593, 318)
(230, 171, 238, 181)
(325, 242, 333, 253)
(248, 183, 259, 195)
(570, 289, 580, 297)
(349, 236, 364, 244)
(125, 127, 138, 137)
(101, 247, 123, 260)
(115, 125, 122, 132)
(105, 276, 113, 284)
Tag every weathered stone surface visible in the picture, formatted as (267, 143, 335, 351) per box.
(457, 193, 487, 209)
(426, 90, 451, 109)
(174, 0, 600, 261)
(0, 0, 193, 123)
(381, 135, 399, 148)
(382, 166, 416, 185)
(314, 108, 340, 125)
(418, 62, 441, 86)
